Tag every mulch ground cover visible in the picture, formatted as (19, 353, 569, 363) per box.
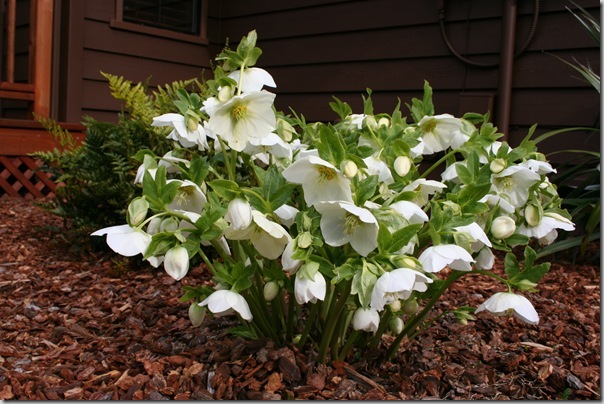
(0, 197, 600, 400)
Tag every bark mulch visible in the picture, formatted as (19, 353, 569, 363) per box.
(0, 197, 600, 400)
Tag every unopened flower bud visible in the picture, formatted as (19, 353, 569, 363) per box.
(263, 281, 280, 301)
(377, 117, 390, 128)
(164, 245, 189, 281)
(389, 317, 404, 334)
(490, 158, 507, 174)
(402, 299, 419, 315)
(186, 115, 199, 132)
(403, 126, 416, 135)
(341, 160, 358, 179)
(218, 85, 234, 102)
(276, 118, 296, 142)
(146, 216, 163, 235)
(524, 203, 542, 227)
(127, 197, 149, 226)
(394, 156, 412, 177)
(297, 232, 313, 249)
(388, 300, 402, 312)
(160, 217, 179, 232)
(226, 198, 252, 230)
(491, 216, 516, 239)
(189, 303, 206, 327)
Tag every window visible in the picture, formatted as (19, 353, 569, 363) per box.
(112, 0, 207, 43)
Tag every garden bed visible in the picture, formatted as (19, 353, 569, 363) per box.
(0, 197, 600, 400)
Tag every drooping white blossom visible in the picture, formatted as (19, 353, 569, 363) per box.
(475, 292, 539, 325)
(491, 166, 541, 208)
(199, 290, 253, 321)
(352, 307, 380, 332)
(91, 224, 151, 257)
(152, 113, 209, 150)
(418, 244, 475, 272)
(370, 267, 433, 311)
(416, 114, 465, 154)
(294, 272, 327, 304)
(228, 67, 276, 93)
(164, 245, 189, 281)
(224, 210, 290, 260)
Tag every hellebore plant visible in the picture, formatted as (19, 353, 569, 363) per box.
(93, 31, 574, 363)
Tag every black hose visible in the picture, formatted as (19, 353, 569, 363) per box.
(438, 0, 540, 68)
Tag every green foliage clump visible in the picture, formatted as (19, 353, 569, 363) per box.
(33, 74, 203, 248)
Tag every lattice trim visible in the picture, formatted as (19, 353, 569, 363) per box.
(0, 156, 56, 199)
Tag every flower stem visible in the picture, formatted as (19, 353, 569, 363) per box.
(297, 302, 319, 349)
(420, 148, 458, 179)
(317, 280, 352, 363)
(368, 309, 392, 350)
(386, 270, 464, 360)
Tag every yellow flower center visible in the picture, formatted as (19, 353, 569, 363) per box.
(231, 104, 248, 121)
(317, 165, 337, 182)
(494, 176, 513, 191)
(344, 212, 361, 235)
(422, 119, 437, 133)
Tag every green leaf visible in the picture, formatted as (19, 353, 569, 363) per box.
(377, 223, 393, 254)
(351, 261, 378, 307)
(207, 179, 241, 200)
(329, 96, 353, 120)
(388, 224, 422, 253)
(317, 124, 346, 165)
(354, 175, 379, 206)
(504, 252, 520, 278)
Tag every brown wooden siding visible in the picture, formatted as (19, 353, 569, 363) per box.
(56, 0, 213, 123)
(208, 0, 600, 161)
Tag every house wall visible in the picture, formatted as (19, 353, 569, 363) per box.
(207, 0, 600, 160)
(55, 0, 214, 123)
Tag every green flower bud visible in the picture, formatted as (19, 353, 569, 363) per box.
(218, 85, 234, 102)
(189, 303, 206, 327)
(276, 118, 296, 142)
(524, 203, 542, 227)
(146, 216, 163, 235)
(403, 126, 416, 135)
(297, 232, 313, 249)
(186, 115, 199, 132)
(377, 117, 390, 128)
(160, 217, 179, 232)
(491, 216, 516, 239)
(341, 160, 358, 179)
(515, 279, 538, 291)
(388, 300, 402, 312)
(389, 317, 404, 334)
(394, 156, 412, 177)
(402, 299, 419, 315)
(489, 158, 507, 174)
(127, 197, 149, 227)
(263, 281, 280, 301)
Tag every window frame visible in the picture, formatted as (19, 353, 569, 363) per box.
(110, 0, 208, 45)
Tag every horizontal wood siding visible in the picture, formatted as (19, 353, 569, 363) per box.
(57, 0, 213, 122)
(209, 0, 600, 160)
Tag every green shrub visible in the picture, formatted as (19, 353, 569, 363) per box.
(33, 74, 203, 249)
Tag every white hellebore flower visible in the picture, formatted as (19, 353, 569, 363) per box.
(417, 114, 465, 154)
(370, 268, 433, 311)
(164, 245, 189, 281)
(394, 156, 413, 177)
(517, 212, 575, 244)
(475, 247, 495, 270)
(225, 211, 290, 260)
(166, 179, 207, 214)
(228, 67, 276, 93)
(454, 223, 492, 252)
(274, 204, 299, 227)
(389, 200, 430, 224)
(352, 308, 380, 333)
(475, 292, 539, 325)
(403, 178, 447, 207)
(282, 238, 303, 274)
(199, 290, 253, 321)
(520, 159, 556, 175)
(91, 224, 151, 257)
(243, 133, 293, 162)
(294, 272, 327, 304)
(363, 155, 394, 185)
(418, 244, 475, 273)
(282, 155, 353, 206)
(152, 113, 209, 150)
(491, 166, 541, 208)
(315, 201, 379, 257)
(225, 198, 253, 231)
(206, 90, 277, 152)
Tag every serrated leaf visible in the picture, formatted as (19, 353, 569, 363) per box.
(388, 224, 422, 253)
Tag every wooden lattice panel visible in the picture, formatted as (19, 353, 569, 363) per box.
(0, 156, 56, 199)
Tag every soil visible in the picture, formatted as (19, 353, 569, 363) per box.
(0, 197, 600, 400)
